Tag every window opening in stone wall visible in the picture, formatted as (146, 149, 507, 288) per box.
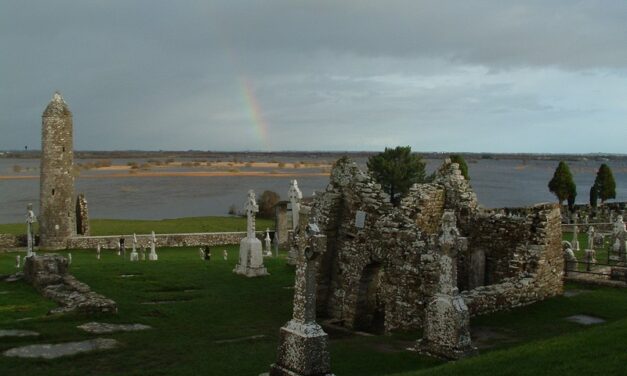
(52, 189, 55, 196)
(353, 262, 385, 334)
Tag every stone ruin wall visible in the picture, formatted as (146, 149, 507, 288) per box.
(65, 231, 271, 249)
(400, 184, 445, 236)
(312, 158, 429, 333)
(0, 234, 23, 249)
(311, 157, 564, 334)
(75, 193, 90, 236)
(460, 204, 564, 316)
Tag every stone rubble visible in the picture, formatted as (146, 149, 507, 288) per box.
(77, 322, 152, 334)
(23, 254, 117, 314)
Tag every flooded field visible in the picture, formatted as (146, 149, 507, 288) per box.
(1, 156, 626, 224)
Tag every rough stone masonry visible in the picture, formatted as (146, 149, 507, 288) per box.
(39, 92, 76, 249)
(23, 254, 117, 315)
(309, 157, 563, 335)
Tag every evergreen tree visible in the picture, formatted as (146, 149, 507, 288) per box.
(450, 154, 470, 181)
(548, 161, 577, 206)
(589, 184, 598, 208)
(367, 146, 427, 206)
(593, 163, 616, 204)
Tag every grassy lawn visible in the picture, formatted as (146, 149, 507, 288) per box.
(0, 248, 626, 375)
(0, 216, 274, 236)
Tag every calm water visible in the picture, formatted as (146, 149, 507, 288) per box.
(1, 157, 626, 224)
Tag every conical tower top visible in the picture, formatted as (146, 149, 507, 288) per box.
(43, 91, 72, 117)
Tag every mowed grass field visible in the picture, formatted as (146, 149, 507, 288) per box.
(0, 216, 275, 236)
(0, 246, 626, 375)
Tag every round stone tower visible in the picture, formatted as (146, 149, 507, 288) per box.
(39, 92, 76, 249)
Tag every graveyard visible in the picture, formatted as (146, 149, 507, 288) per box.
(0, 246, 625, 376)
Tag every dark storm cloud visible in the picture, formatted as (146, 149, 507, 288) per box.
(1, 1, 626, 152)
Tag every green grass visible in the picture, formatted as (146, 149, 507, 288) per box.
(0, 216, 274, 236)
(0, 250, 626, 375)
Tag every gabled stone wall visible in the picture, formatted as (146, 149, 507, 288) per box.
(311, 157, 563, 334)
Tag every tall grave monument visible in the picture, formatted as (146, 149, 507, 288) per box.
(234, 190, 269, 277)
(269, 207, 334, 376)
(287, 180, 303, 265)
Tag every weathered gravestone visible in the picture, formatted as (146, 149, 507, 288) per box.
(234, 190, 269, 277)
(269, 208, 334, 376)
(287, 180, 303, 266)
(149, 231, 158, 261)
(417, 211, 477, 360)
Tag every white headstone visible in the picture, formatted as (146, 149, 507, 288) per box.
(264, 228, 272, 256)
(223, 249, 228, 261)
(587, 226, 595, 250)
(572, 224, 580, 251)
(68, 253, 72, 265)
(130, 233, 139, 261)
(25, 203, 36, 258)
(16, 255, 20, 269)
(233, 190, 268, 277)
(148, 231, 158, 261)
(96, 244, 101, 260)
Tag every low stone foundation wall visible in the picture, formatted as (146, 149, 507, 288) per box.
(0, 234, 23, 248)
(65, 231, 273, 249)
(23, 254, 117, 314)
(462, 276, 558, 316)
(611, 266, 627, 282)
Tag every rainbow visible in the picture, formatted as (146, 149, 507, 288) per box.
(240, 77, 271, 150)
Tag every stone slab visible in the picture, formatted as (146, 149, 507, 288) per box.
(3, 338, 119, 359)
(77, 322, 152, 334)
(4, 273, 23, 282)
(0, 329, 39, 338)
(565, 315, 606, 325)
(214, 334, 265, 344)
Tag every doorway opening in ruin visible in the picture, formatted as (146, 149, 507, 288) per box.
(353, 262, 385, 334)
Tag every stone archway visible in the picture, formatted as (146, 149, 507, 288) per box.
(353, 262, 385, 333)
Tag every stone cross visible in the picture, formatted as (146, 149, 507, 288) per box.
(265, 228, 272, 256)
(223, 249, 228, 261)
(587, 226, 595, 250)
(572, 223, 580, 251)
(149, 231, 158, 261)
(25, 203, 36, 258)
(269, 209, 332, 376)
(244, 190, 259, 239)
(130, 233, 139, 261)
(288, 180, 303, 231)
(437, 211, 466, 294)
(292, 216, 325, 323)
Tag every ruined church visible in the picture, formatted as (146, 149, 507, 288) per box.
(303, 157, 563, 336)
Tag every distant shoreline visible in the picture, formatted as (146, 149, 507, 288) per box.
(1, 150, 626, 162)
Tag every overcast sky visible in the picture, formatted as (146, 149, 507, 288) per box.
(1, 1, 626, 153)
